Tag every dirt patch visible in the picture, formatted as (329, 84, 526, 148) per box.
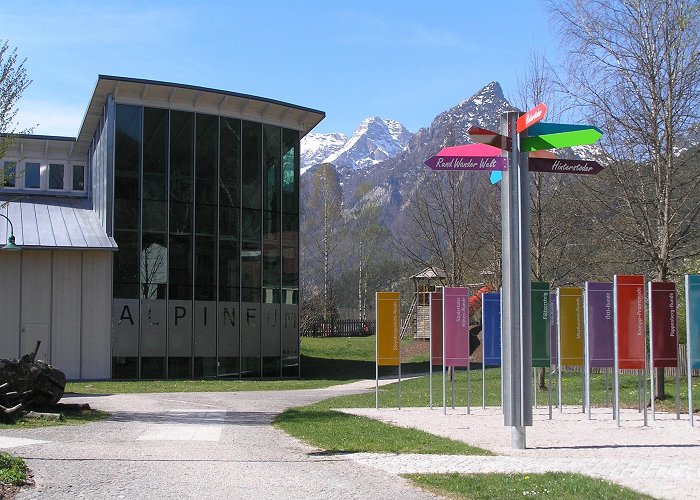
(401, 339, 429, 359)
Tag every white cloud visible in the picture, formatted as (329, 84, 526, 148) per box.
(14, 100, 85, 137)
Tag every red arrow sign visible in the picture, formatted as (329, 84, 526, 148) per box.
(528, 157, 603, 174)
(516, 102, 547, 134)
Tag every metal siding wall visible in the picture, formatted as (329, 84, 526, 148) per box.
(81, 251, 112, 379)
(20, 251, 52, 363)
(51, 251, 82, 379)
(0, 252, 21, 359)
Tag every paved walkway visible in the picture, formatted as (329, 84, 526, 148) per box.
(0, 381, 436, 499)
(1, 381, 699, 499)
(339, 405, 700, 500)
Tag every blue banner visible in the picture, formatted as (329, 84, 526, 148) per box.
(686, 275, 700, 370)
(482, 292, 501, 366)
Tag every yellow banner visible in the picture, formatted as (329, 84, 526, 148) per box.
(376, 291, 400, 366)
(558, 287, 584, 366)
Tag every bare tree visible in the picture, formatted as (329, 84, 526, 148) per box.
(550, 0, 700, 398)
(303, 163, 343, 320)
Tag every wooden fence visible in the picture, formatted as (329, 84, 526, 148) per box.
(301, 319, 375, 338)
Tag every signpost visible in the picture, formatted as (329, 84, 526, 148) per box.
(375, 291, 401, 409)
(685, 275, 700, 427)
(613, 275, 646, 427)
(429, 289, 443, 409)
(648, 282, 679, 420)
(424, 143, 507, 171)
(426, 103, 603, 449)
(528, 158, 603, 175)
(516, 102, 547, 133)
(482, 292, 501, 409)
(443, 287, 470, 415)
(584, 282, 615, 418)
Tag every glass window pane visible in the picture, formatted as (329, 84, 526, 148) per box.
(169, 234, 192, 300)
(141, 232, 168, 299)
(242, 121, 261, 209)
(25, 162, 40, 188)
(282, 128, 299, 213)
(72, 165, 85, 191)
(3, 161, 16, 188)
(49, 163, 64, 189)
(264, 125, 281, 213)
(220, 117, 240, 208)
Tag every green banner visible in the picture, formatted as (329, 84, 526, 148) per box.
(531, 281, 550, 368)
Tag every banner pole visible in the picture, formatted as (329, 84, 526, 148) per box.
(614, 275, 621, 427)
(557, 288, 562, 413)
(686, 275, 694, 427)
(548, 366, 552, 419)
(443, 291, 447, 416)
(533, 368, 537, 409)
(398, 323, 402, 410)
(648, 283, 655, 421)
(605, 368, 609, 407)
(676, 343, 680, 420)
(375, 292, 379, 410)
(482, 296, 486, 409)
(429, 292, 433, 409)
(584, 282, 591, 419)
(467, 366, 471, 414)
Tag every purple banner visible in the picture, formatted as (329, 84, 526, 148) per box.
(550, 290, 558, 364)
(443, 287, 470, 367)
(425, 155, 508, 171)
(586, 282, 614, 368)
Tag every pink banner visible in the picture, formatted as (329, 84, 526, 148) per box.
(443, 287, 470, 367)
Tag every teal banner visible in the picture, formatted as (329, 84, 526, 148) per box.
(686, 275, 700, 370)
(531, 282, 550, 368)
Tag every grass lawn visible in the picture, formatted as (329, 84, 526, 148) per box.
(405, 472, 651, 499)
(0, 407, 109, 430)
(0, 453, 26, 486)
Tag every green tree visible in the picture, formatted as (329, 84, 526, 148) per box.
(0, 39, 32, 168)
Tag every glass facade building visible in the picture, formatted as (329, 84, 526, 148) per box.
(111, 104, 302, 379)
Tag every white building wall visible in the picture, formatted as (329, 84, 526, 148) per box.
(0, 250, 112, 380)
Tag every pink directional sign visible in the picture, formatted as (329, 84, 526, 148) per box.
(424, 143, 507, 171)
(529, 157, 603, 175)
(443, 287, 470, 367)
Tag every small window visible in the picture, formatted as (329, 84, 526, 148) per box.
(49, 163, 64, 190)
(2, 161, 16, 188)
(25, 162, 40, 188)
(72, 165, 85, 191)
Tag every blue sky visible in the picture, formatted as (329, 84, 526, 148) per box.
(3, 1, 558, 138)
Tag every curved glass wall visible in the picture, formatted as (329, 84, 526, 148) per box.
(111, 104, 300, 379)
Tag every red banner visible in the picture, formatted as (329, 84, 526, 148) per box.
(649, 282, 678, 368)
(430, 290, 443, 365)
(615, 275, 646, 369)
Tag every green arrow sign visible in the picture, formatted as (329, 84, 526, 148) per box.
(521, 123, 603, 151)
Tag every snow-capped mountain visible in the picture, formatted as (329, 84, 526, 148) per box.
(325, 117, 412, 170)
(300, 117, 412, 173)
(300, 132, 348, 174)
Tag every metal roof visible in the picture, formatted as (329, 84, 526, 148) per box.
(0, 195, 117, 251)
(74, 75, 326, 156)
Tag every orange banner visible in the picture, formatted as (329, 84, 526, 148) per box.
(376, 292, 400, 366)
(558, 287, 584, 366)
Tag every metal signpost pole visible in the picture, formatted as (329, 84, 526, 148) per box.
(501, 111, 532, 450)
(584, 282, 591, 419)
